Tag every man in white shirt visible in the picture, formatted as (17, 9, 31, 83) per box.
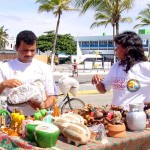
(0, 30, 57, 116)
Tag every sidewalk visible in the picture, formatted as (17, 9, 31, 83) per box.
(53, 70, 109, 76)
(53, 64, 109, 76)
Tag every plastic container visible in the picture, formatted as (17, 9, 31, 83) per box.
(90, 124, 108, 144)
(126, 105, 146, 131)
(129, 103, 144, 112)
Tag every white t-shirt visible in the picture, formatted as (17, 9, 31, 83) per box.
(0, 58, 54, 116)
(102, 61, 150, 110)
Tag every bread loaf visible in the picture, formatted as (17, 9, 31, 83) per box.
(53, 117, 71, 131)
(62, 122, 91, 146)
(61, 113, 84, 124)
(53, 113, 84, 132)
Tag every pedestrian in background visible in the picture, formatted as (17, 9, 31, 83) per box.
(72, 59, 78, 77)
(92, 31, 150, 110)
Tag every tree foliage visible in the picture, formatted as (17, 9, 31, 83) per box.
(0, 26, 8, 51)
(90, 5, 132, 38)
(36, 0, 78, 67)
(134, 4, 150, 29)
(37, 31, 76, 55)
(75, 0, 134, 35)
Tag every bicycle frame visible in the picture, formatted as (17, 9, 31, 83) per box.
(58, 93, 72, 109)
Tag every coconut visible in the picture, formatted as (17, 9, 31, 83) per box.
(34, 124, 60, 148)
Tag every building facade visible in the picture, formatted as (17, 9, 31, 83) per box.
(74, 30, 150, 64)
(5, 37, 15, 51)
(3, 30, 150, 64)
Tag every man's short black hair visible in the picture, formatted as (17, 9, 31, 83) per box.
(16, 30, 37, 47)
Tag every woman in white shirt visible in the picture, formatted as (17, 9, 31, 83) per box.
(92, 31, 150, 110)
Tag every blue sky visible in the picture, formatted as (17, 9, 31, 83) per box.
(0, 0, 149, 38)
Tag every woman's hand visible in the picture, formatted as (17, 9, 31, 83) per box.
(92, 74, 104, 85)
(92, 74, 106, 93)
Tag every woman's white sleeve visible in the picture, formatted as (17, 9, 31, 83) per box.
(102, 65, 114, 91)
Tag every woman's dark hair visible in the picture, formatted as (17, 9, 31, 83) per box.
(16, 30, 37, 48)
(114, 31, 147, 73)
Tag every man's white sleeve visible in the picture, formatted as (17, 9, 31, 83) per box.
(44, 65, 54, 95)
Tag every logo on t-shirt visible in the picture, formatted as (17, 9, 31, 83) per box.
(113, 77, 127, 90)
(127, 79, 140, 92)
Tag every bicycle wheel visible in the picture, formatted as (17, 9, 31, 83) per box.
(61, 98, 85, 114)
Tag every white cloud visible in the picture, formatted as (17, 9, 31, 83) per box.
(0, 0, 150, 37)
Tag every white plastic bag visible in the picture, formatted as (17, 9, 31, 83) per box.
(58, 75, 79, 97)
(7, 80, 46, 104)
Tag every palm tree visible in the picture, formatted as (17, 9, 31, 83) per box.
(134, 4, 150, 29)
(90, 10, 116, 38)
(75, 0, 134, 35)
(75, 0, 133, 64)
(0, 26, 8, 51)
(36, 0, 78, 69)
(90, 8, 132, 39)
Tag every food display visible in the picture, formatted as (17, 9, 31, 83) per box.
(0, 102, 150, 148)
(73, 104, 127, 128)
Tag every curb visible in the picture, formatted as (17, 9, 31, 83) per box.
(58, 90, 99, 96)
(53, 70, 109, 76)
(77, 90, 112, 95)
(77, 90, 99, 95)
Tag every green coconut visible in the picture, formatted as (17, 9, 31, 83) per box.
(25, 120, 42, 142)
(34, 124, 60, 148)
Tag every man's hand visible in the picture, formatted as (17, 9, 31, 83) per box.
(28, 100, 42, 109)
(0, 79, 23, 95)
(28, 96, 57, 110)
(2, 79, 23, 88)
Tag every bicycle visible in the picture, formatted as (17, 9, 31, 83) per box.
(58, 93, 85, 114)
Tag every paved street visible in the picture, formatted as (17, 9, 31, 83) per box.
(53, 64, 109, 76)
(53, 64, 108, 94)
(57, 92, 112, 108)
(53, 64, 112, 107)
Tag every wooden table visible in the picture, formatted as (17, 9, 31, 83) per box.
(1, 129, 150, 150)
